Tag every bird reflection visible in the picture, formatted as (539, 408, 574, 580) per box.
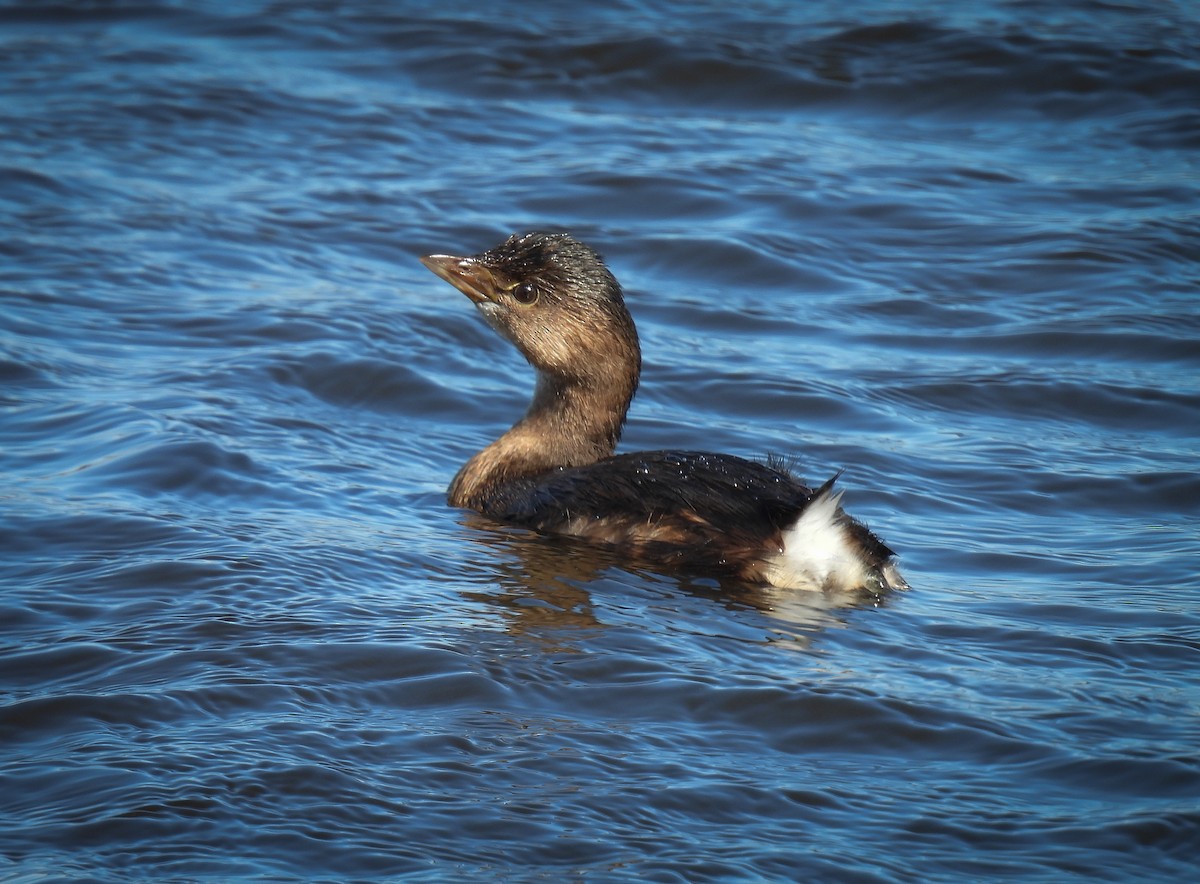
(455, 514, 892, 646)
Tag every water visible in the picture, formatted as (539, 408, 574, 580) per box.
(2, 1, 1198, 879)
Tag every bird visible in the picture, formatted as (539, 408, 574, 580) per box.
(421, 231, 905, 593)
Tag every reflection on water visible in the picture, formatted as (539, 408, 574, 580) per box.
(461, 516, 899, 646)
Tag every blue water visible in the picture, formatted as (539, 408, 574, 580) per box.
(3, 1, 1199, 880)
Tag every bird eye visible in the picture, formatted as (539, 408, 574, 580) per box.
(511, 282, 538, 305)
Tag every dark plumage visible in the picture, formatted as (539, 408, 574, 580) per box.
(421, 232, 904, 592)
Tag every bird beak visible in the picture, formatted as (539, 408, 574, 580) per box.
(420, 254, 497, 305)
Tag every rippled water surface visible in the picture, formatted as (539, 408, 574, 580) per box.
(3, 1, 1199, 880)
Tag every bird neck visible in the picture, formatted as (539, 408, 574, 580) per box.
(448, 366, 638, 510)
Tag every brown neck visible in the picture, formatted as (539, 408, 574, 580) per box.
(448, 368, 637, 511)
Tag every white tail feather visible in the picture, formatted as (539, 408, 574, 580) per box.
(761, 489, 873, 591)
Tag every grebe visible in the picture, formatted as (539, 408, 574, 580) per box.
(421, 232, 905, 593)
